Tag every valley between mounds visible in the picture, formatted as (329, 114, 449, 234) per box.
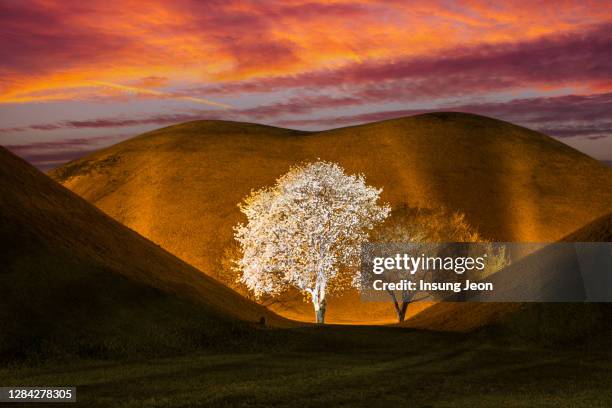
(50, 113, 612, 323)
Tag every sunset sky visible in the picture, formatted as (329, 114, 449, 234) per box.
(1, 0, 611, 169)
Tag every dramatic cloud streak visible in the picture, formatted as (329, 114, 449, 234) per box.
(1, 1, 611, 167)
(200, 22, 612, 97)
(2, 1, 611, 102)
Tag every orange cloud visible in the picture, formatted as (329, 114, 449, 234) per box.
(1, 0, 610, 104)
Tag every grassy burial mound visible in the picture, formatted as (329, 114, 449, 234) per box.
(49, 113, 612, 322)
(0, 147, 290, 361)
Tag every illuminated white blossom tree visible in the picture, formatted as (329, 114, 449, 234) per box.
(234, 161, 390, 323)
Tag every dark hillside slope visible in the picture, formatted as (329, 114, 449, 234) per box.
(0, 147, 289, 360)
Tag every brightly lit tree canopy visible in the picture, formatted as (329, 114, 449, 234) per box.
(234, 161, 390, 323)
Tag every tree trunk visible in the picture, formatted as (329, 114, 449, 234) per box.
(398, 289, 412, 322)
(387, 289, 410, 323)
(314, 298, 326, 324)
(397, 301, 409, 323)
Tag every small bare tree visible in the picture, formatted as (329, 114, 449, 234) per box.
(234, 161, 390, 323)
(356, 205, 507, 322)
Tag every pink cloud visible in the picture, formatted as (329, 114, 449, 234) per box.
(199, 22, 612, 96)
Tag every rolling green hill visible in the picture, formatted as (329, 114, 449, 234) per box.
(50, 113, 612, 323)
(0, 147, 290, 361)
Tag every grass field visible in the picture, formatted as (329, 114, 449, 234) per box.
(2, 326, 610, 408)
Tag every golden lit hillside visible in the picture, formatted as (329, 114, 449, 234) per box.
(0, 147, 290, 359)
(50, 113, 612, 323)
